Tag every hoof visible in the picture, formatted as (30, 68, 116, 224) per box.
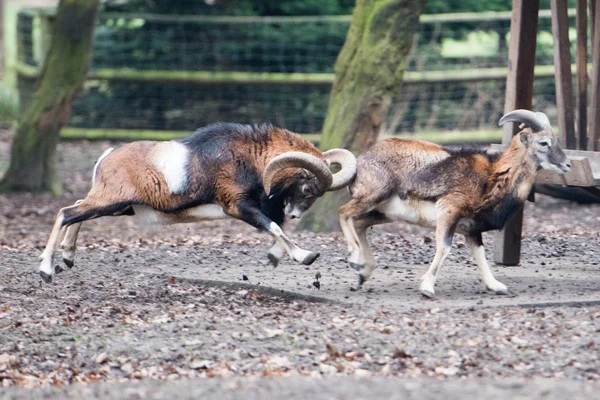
(349, 262, 362, 271)
(302, 252, 320, 266)
(267, 253, 279, 267)
(357, 274, 367, 286)
(55, 265, 64, 275)
(420, 289, 434, 299)
(63, 258, 74, 268)
(494, 288, 512, 296)
(39, 270, 53, 284)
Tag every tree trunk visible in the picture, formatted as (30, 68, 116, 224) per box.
(299, 0, 427, 231)
(0, 0, 100, 194)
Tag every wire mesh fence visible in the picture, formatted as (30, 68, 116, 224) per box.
(14, 9, 577, 137)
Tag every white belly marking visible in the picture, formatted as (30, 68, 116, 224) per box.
(377, 195, 438, 228)
(133, 204, 229, 225)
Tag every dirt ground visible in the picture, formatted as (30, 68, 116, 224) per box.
(1, 133, 600, 398)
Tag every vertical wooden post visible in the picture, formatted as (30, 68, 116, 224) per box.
(0, 0, 4, 81)
(494, 0, 540, 266)
(591, 0, 596, 47)
(590, 0, 600, 151)
(576, 0, 588, 150)
(32, 13, 54, 67)
(551, 0, 576, 149)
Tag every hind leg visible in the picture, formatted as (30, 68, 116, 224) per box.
(338, 198, 371, 259)
(58, 200, 84, 270)
(39, 201, 83, 282)
(39, 198, 132, 283)
(59, 222, 82, 269)
(350, 211, 391, 286)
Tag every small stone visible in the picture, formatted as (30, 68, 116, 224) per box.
(435, 366, 459, 376)
(95, 352, 109, 364)
(0, 353, 12, 365)
(263, 327, 283, 338)
(267, 356, 291, 368)
(354, 369, 371, 378)
(190, 360, 210, 370)
(120, 362, 135, 375)
(319, 363, 337, 375)
(511, 336, 528, 346)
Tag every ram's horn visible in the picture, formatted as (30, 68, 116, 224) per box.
(498, 109, 552, 133)
(323, 149, 357, 191)
(263, 152, 332, 195)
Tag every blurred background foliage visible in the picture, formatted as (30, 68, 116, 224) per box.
(11, 0, 581, 135)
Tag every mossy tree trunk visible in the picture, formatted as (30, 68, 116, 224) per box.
(299, 0, 427, 232)
(0, 0, 100, 194)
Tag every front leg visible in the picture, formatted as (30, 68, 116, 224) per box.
(465, 233, 510, 295)
(419, 214, 458, 298)
(231, 202, 319, 266)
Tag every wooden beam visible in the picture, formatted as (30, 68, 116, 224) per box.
(494, 0, 540, 266)
(576, 0, 588, 150)
(590, 0, 600, 151)
(551, 0, 576, 149)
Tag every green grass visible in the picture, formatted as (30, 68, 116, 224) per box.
(60, 127, 503, 144)
(442, 31, 499, 58)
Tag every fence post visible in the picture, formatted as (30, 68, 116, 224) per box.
(493, 0, 540, 266)
(32, 11, 53, 66)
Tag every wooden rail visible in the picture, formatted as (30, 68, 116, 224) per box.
(16, 62, 588, 85)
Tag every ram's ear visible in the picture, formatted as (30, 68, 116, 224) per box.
(519, 131, 532, 145)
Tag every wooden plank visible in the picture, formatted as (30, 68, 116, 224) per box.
(17, 61, 592, 85)
(97, 9, 570, 25)
(551, 0, 577, 149)
(576, 0, 588, 150)
(590, 0, 600, 151)
(494, 0, 540, 266)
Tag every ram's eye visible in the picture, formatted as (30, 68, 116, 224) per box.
(302, 185, 312, 196)
(538, 140, 550, 147)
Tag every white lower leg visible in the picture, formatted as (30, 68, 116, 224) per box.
(39, 211, 66, 277)
(469, 244, 508, 294)
(419, 245, 450, 297)
(39, 201, 82, 279)
(60, 222, 82, 266)
(267, 222, 318, 265)
(339, 215, 360, 254)
(353, 228, 376, 285)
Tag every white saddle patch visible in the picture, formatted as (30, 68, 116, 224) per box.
(133, 204, 229, 225)
(377, 195, 438, 228)
(151, 141, 190, 194)
(92, 147, 114, 186)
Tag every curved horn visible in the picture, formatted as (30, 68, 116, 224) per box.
(263, 152, 332, 195)
(323, 148, 357, 191)
(498, 109, 551, 132)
